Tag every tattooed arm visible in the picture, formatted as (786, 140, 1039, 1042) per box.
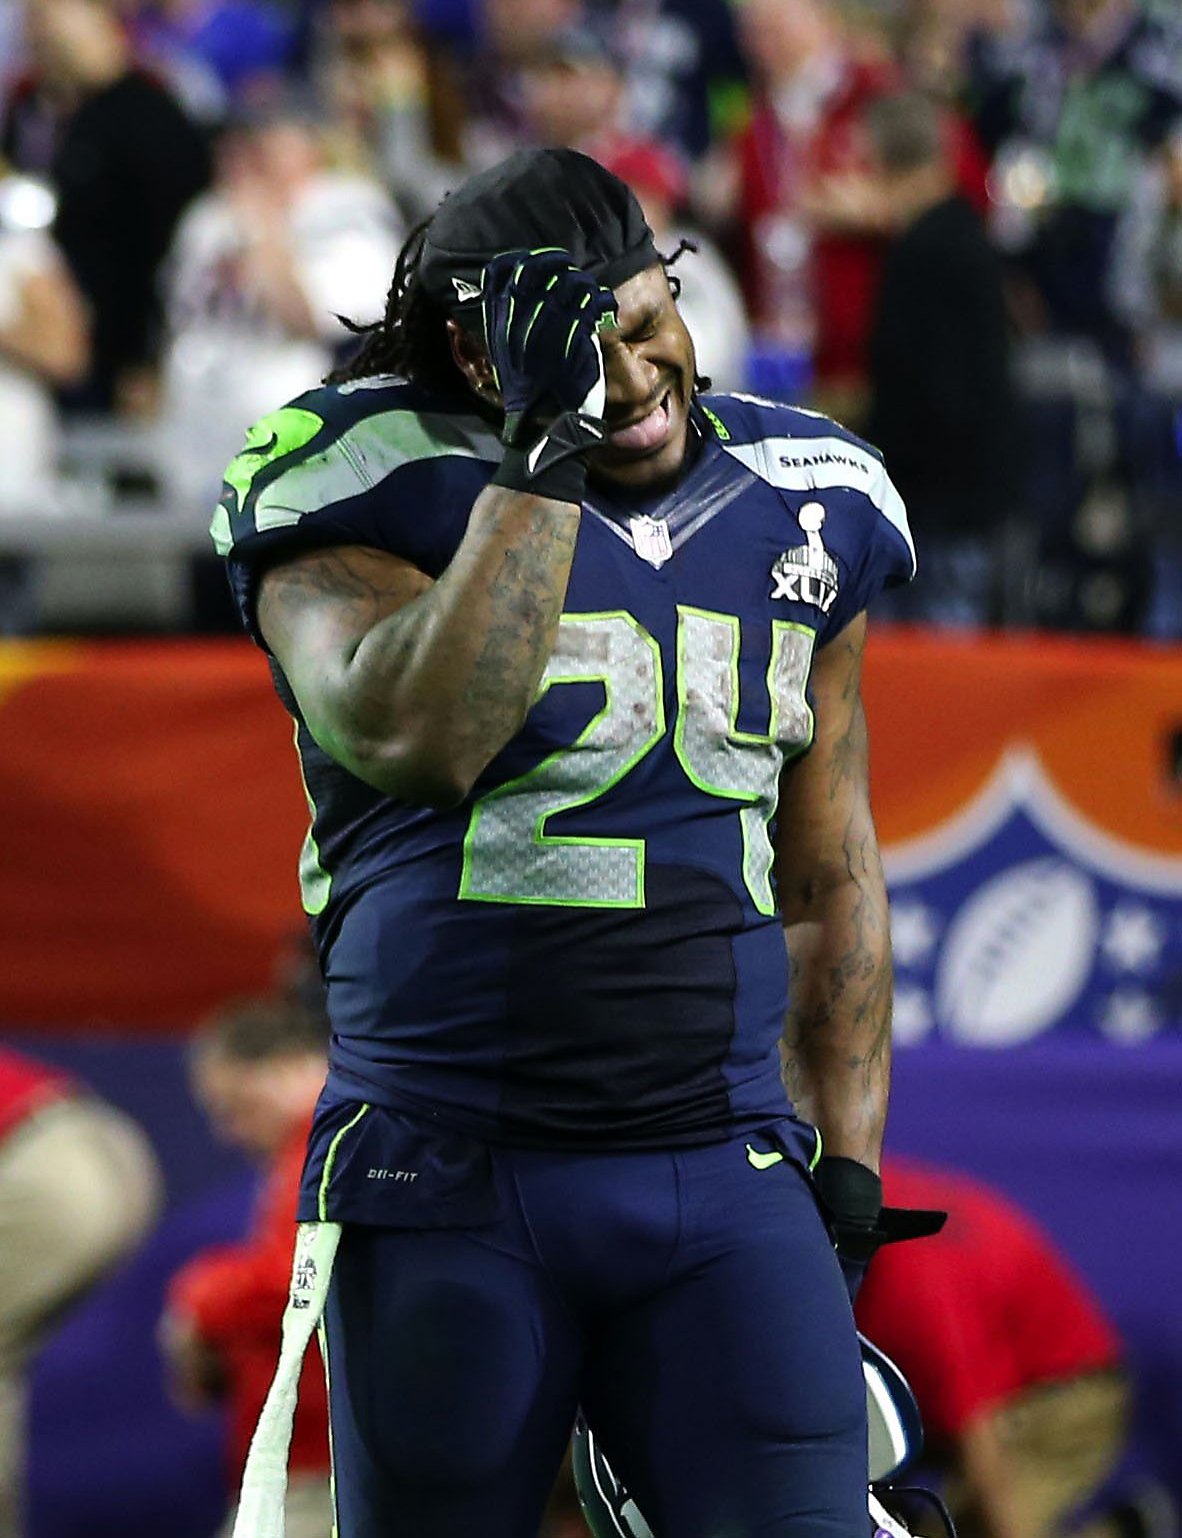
(256, 484, 579, 807)
(773, 611, 891, 1172)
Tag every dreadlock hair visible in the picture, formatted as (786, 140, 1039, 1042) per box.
(329, 222, 711, 394)
(663, 236, 712, 393)
(328, 215, 467, 394)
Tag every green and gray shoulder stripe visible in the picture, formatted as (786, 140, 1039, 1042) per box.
(210, 390, 502, 557)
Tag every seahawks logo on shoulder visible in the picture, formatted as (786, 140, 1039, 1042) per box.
(223, 407, 325, 514)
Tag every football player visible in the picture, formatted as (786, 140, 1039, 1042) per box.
(214, 147, 916, 1538)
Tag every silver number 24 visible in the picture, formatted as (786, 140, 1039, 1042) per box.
(459, 608, 816, 913)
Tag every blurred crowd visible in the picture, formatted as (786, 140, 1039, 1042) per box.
(0, 0, 1181, 635)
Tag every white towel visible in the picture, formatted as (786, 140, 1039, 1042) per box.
(231, 1220, 342, 1538)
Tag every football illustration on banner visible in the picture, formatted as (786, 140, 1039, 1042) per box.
(883, 752, 1182, 1044)
(934, 859, 1099, 1043)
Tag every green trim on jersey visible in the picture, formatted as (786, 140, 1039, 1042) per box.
(212, 401, 502, 557)
(294, 724, 332, 916)
(699, 403, 731, 442)
(318, 1103, 371, 1219)
(809, 1127, 823, 1171)
(298, 828, 332, 917)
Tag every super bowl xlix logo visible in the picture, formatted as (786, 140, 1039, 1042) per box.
(771, 501, 839, 614)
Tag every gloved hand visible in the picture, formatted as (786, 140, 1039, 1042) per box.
(812, 1155, 947, 1300)
(482, 247, 617, 505)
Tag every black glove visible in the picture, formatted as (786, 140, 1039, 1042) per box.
(812, 1155, 947, 1300)
(481, 247, 617, 505)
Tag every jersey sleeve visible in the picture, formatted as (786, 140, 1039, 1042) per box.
(818, 449, 915, 642)
(705, 392, 916, 645)
(209, 383, 501, 646)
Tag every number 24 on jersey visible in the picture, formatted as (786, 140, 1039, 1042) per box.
(460, 608, 816, 914)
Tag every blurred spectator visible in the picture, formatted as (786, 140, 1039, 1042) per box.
(512, 24, 749, 388)
(972, 0, 1182, 357)
(898, 0, 1024, 103)
(1113, 123, 1182, 395)
(517, 18, 627, 154)
(5, 0, 211, 414)
(161, 996, 330, 1538)
(593, 0, 748, 164)
(478, 0, 580, 62)
(1027, 451, 1155, 635)
(161, 101, 402, 509)
(0, 162, 89, 634)
(864, 92, 1019, 628)
(0, 1046, 161, 1538)
(890, 1, 995, 211)
(856, 1154, 1130, 1538)
(462, 0, 582, 167)
(0, 6, 23, 86)
(130, 0, 298, 109)
(598, 137, 749, 389)
(314, 0, 466, 224)
(0, 163, 88, 514)
(727, 0, 897, 421)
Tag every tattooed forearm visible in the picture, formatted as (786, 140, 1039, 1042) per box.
(451, 497, 579, 763)
(776, 617, 892, 1170)
(780, 850, 893, 1169)
(259, 486, 579, 803)
(361, 489, 578, 789)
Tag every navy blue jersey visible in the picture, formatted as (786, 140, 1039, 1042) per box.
(213, 381, 913, 1148)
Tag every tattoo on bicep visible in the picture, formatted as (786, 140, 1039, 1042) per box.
(824, 635, 864, 802)
(263, 549, 427, 642)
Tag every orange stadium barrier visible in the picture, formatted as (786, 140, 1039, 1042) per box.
(1, 632, 1179, 1031)
(865, 629, 1182, 856)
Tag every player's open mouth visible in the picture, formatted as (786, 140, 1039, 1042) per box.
(606, 392, 671, 455)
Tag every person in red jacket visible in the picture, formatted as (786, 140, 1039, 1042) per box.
(727, 0, 989, 424)
(161, 998, 330, 1538)
(855, 1155, 1128, 1538)
(0, 1046, 160, 1538)
(729, 0, 897, 418)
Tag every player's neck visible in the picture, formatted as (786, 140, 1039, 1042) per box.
(589, 415, 704, 512)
